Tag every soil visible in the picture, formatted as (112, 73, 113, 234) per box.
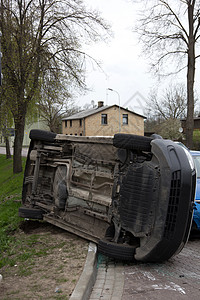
(0, 221, 88, 300)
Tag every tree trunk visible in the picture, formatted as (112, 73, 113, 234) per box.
(5, 136, 11, 159)
(13, 108, 26, 173)
(185, 3, 195, 149)
(13, 121, 25, 173)
(186, 58, 195, 149)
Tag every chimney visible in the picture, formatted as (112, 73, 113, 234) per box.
(98, 101, 104, 108)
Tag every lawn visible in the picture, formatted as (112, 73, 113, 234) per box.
(0, 155, 26, 196)
(0, 154, 88, 300)
(0, 154, 26, 267)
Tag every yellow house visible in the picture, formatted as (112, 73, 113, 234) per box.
(62, 101, 146, 136)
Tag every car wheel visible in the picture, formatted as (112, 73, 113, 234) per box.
(113, 133, 152, 152)
(29, 129, 56, 142)
(19, 207, 44, 220)
(98, 237, 136, 261)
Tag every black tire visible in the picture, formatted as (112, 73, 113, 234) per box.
(29, 129, 56, 142)
(113, 133, 152, 152)
(117, 148, 128, 164)
(53, 165, 68, 210)
(56, 183, 67, 210)
(98, 237, 136, 261)
(19, 207, 44, 220)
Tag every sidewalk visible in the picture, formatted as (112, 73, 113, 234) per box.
(70, 243, 98, 300)
(0, 147, 28, 157)
(85, 238, 200, 300)
(71, 245, 125, 300)
(89, 255, 124, 300)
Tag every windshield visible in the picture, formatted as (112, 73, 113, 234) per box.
(193, 155, 200, 178)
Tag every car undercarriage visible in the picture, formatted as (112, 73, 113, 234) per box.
(19, 130, 196, 262)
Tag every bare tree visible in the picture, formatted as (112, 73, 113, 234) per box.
(158, 118, 183, 140)
(134, 0, 200, 148)
(146, 83, 187, 120)
(0, 0, 110, 173)
(37, 70, 72, 133)
(145, 83, 187, 140)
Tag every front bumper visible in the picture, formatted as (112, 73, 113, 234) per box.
(134, 139, 195, 262)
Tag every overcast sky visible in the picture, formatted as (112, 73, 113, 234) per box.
(75, 0, 200, 115)
(78, 0, 156, 115)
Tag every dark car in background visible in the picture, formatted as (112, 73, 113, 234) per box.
(19, 130, 196, 262)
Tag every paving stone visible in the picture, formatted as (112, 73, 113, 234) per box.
(90, 238, 200, 300)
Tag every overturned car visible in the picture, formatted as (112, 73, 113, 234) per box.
(19, 130, 196, 262)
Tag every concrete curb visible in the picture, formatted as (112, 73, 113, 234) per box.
(69, 242, 97, 300)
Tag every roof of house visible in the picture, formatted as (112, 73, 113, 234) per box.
(181, 117, 200, 121)
(62, 104, 146, 120)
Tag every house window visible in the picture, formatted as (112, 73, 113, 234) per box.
(70, 120, 72, 127)
(123, 114, 128, 125)
(65, 120, 67, 128)
(101, 114, 107, 125)
(80, 119, 82, 127)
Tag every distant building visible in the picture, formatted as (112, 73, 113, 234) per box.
(181, 117, 200, 132)
(62, 101, 146, 136)
(0, 118, 49, 147)
(23, 119, 49, 146)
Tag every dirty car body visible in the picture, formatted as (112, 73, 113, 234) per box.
(19, 130, 196, 262)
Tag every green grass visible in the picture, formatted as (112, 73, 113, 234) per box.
(0, 153, 87, 299)
(0, 155, 26, 197)
(0, 154, 70, 269)
(0, 154, 26, 267)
